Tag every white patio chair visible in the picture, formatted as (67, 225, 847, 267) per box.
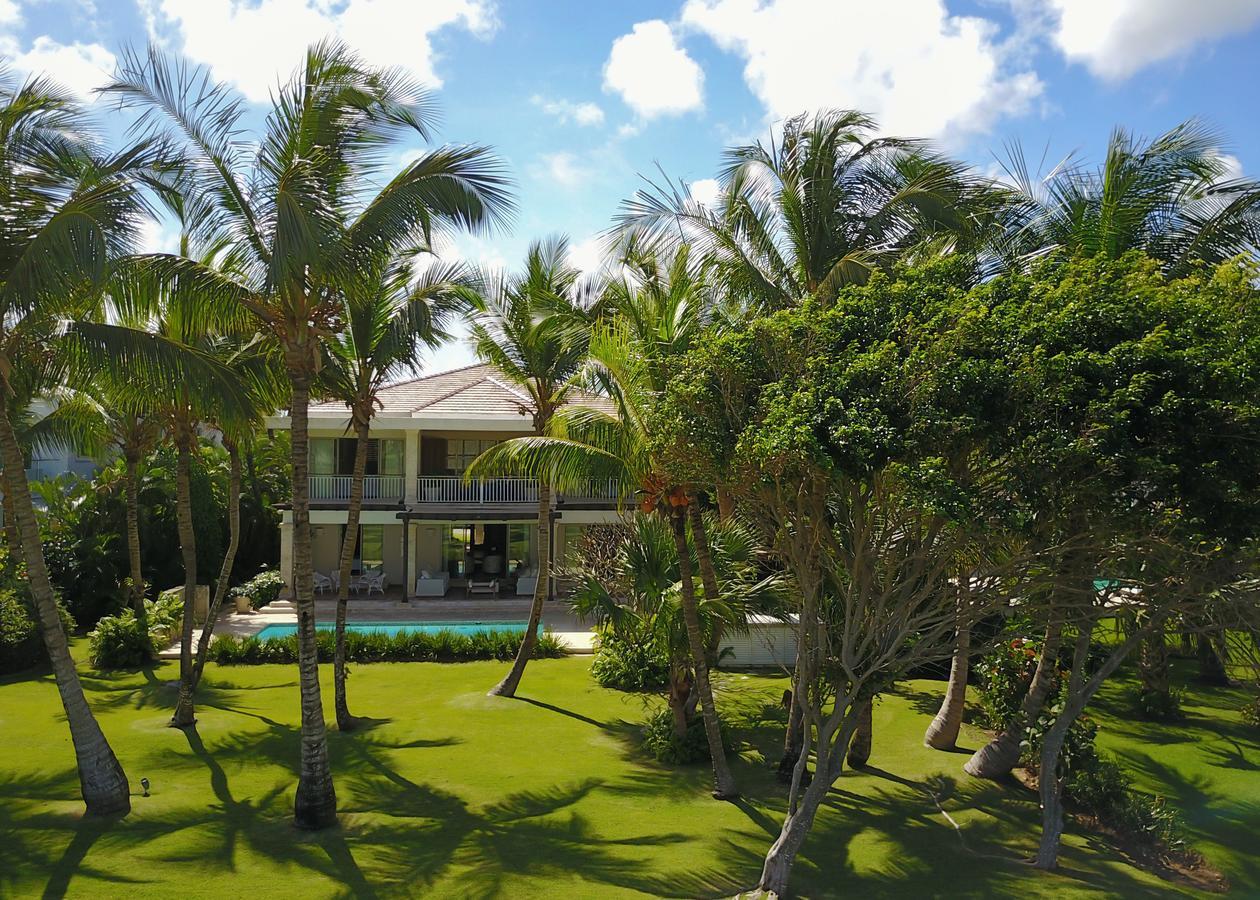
(313, 572, 333, 594)
(364, 571, 388, 596)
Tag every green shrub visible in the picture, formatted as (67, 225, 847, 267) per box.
(590, 627, 670, 692)
(640, 707, 732, 765)
(1241, 695, 1260, 729)
(87, 590, 186, 670)
(976, 635, 1098, 773)
(232, 570, 286, 609)
(1129, 685, 1184, 721)
(1066, 755, 1190, 853)
(208, 627, 568, 664)
(0, 587, 76, 674)
(88, 611, 154, 669)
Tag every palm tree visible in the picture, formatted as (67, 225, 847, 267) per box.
(571, 511, 776, 737)
(616, 109, 985, 311)
(319, 254, 467, 730)
(995, 119, 1260, 274)
(0, 68, 198, 816)
(466, 236, 593, 699)
(468, 244, 741, 798)
(104, 42, 513, 829)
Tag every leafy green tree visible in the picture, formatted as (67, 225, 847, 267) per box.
(653, 260, 1021, 895)
(105, 41, 512, 829)
(958, 253, 1260, 868)
(319, 253, 467, 730)
(466, 236, 593, 699)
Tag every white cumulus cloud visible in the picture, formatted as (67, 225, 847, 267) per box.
(688, 177, 721, 209)
(536, 150, 589, 188)
(603, 19, 704, 119)
(142, 0, 497, 103)
(680, 0, 1041, 140)
(1044, 0, 1260, 81)
(531, 94, 605, 126)
(567, 235, 605, 274)
(1, 35, 116, 102)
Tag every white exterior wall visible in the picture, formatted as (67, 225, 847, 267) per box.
(717, 617, 799, 669)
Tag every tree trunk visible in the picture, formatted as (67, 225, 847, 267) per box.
(169, 427, 198, 728)
(190, 440, 242, 692)
(1196, 630, 1230, 686)
(668, 665, 692, 738)
(489, 480, 551, 697)
(687, 503, 725, 666)
(1035, 716, 1072, 870)
(2, 484, 20, 566)
(671, 506, 738, 800)
(926, 590, 971, 750)
(846, 698, 873, 768)
(715, 486, 736, 521)
(0, 399, 130, 815)
(965, 618, 1062, 779)
(334, 417, 370, 730)
(288, 372, 338, 830)
(757, 774, 831, 896)
(1137, 621, 1170, 707)
(778, 679, 805, 782)
(756, 711, 860, 897)
(123, 454, 145, 619)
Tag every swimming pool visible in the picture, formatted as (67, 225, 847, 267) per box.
(254, 621, 531, 640)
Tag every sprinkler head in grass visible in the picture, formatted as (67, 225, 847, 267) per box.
(140, 777, 150, 797)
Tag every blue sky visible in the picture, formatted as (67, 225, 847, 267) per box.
(3, 0, 1259, 371)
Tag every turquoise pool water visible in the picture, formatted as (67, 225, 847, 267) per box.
(255, 621, 530, 639)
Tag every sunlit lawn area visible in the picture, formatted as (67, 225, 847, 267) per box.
(1, 647, 1256, 898)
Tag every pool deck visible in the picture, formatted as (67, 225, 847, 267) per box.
(159, 597, 595, 659)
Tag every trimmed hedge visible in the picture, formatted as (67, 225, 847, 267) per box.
(590, 627, 670, 692)
(208, 627, 568, 664)
(230, 569, 286, 610)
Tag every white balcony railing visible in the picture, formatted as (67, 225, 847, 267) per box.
(415, 476, 623, 505)
(309, 474, 405, 502)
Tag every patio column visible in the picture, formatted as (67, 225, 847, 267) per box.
(404, 429, 420, 503)
(279, 517, 294, 598)
(402, 518, 416, 601)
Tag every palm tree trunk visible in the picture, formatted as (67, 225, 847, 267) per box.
(123, 453, 145, 619)
(288, 372, 337, 830)
(668, 665, 692, 738)
(190, 439, 242, 692)
(926, 587, 971, 750)
(687, 503, 726, 666)
(170, 427, 198, 728)
(671, 505, 738, 800)
(334, 417, 370, 730)
(2, 484, 20, 564)
(965, 618, 1062, 779)
(0, 398, 129, 815)
(1196, 628, 1230, 686)
(846, 698, 873, 767)
(490, 480, 551, 697)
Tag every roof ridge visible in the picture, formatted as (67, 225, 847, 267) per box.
(381, 360, 493, 392)
(484, 375, 533, 406)
(409, 375, 494, 412)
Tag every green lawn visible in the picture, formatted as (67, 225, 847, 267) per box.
(1, 648, 1256, 898)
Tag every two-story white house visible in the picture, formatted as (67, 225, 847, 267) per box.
(266, 363, 625, 600)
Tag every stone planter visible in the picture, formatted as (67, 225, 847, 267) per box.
(234, 595, 252, 614)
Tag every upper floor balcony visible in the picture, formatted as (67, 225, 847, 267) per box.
(308, 474, 623, 507)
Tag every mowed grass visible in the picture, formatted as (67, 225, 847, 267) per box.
(1, 647, 1256, 899)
